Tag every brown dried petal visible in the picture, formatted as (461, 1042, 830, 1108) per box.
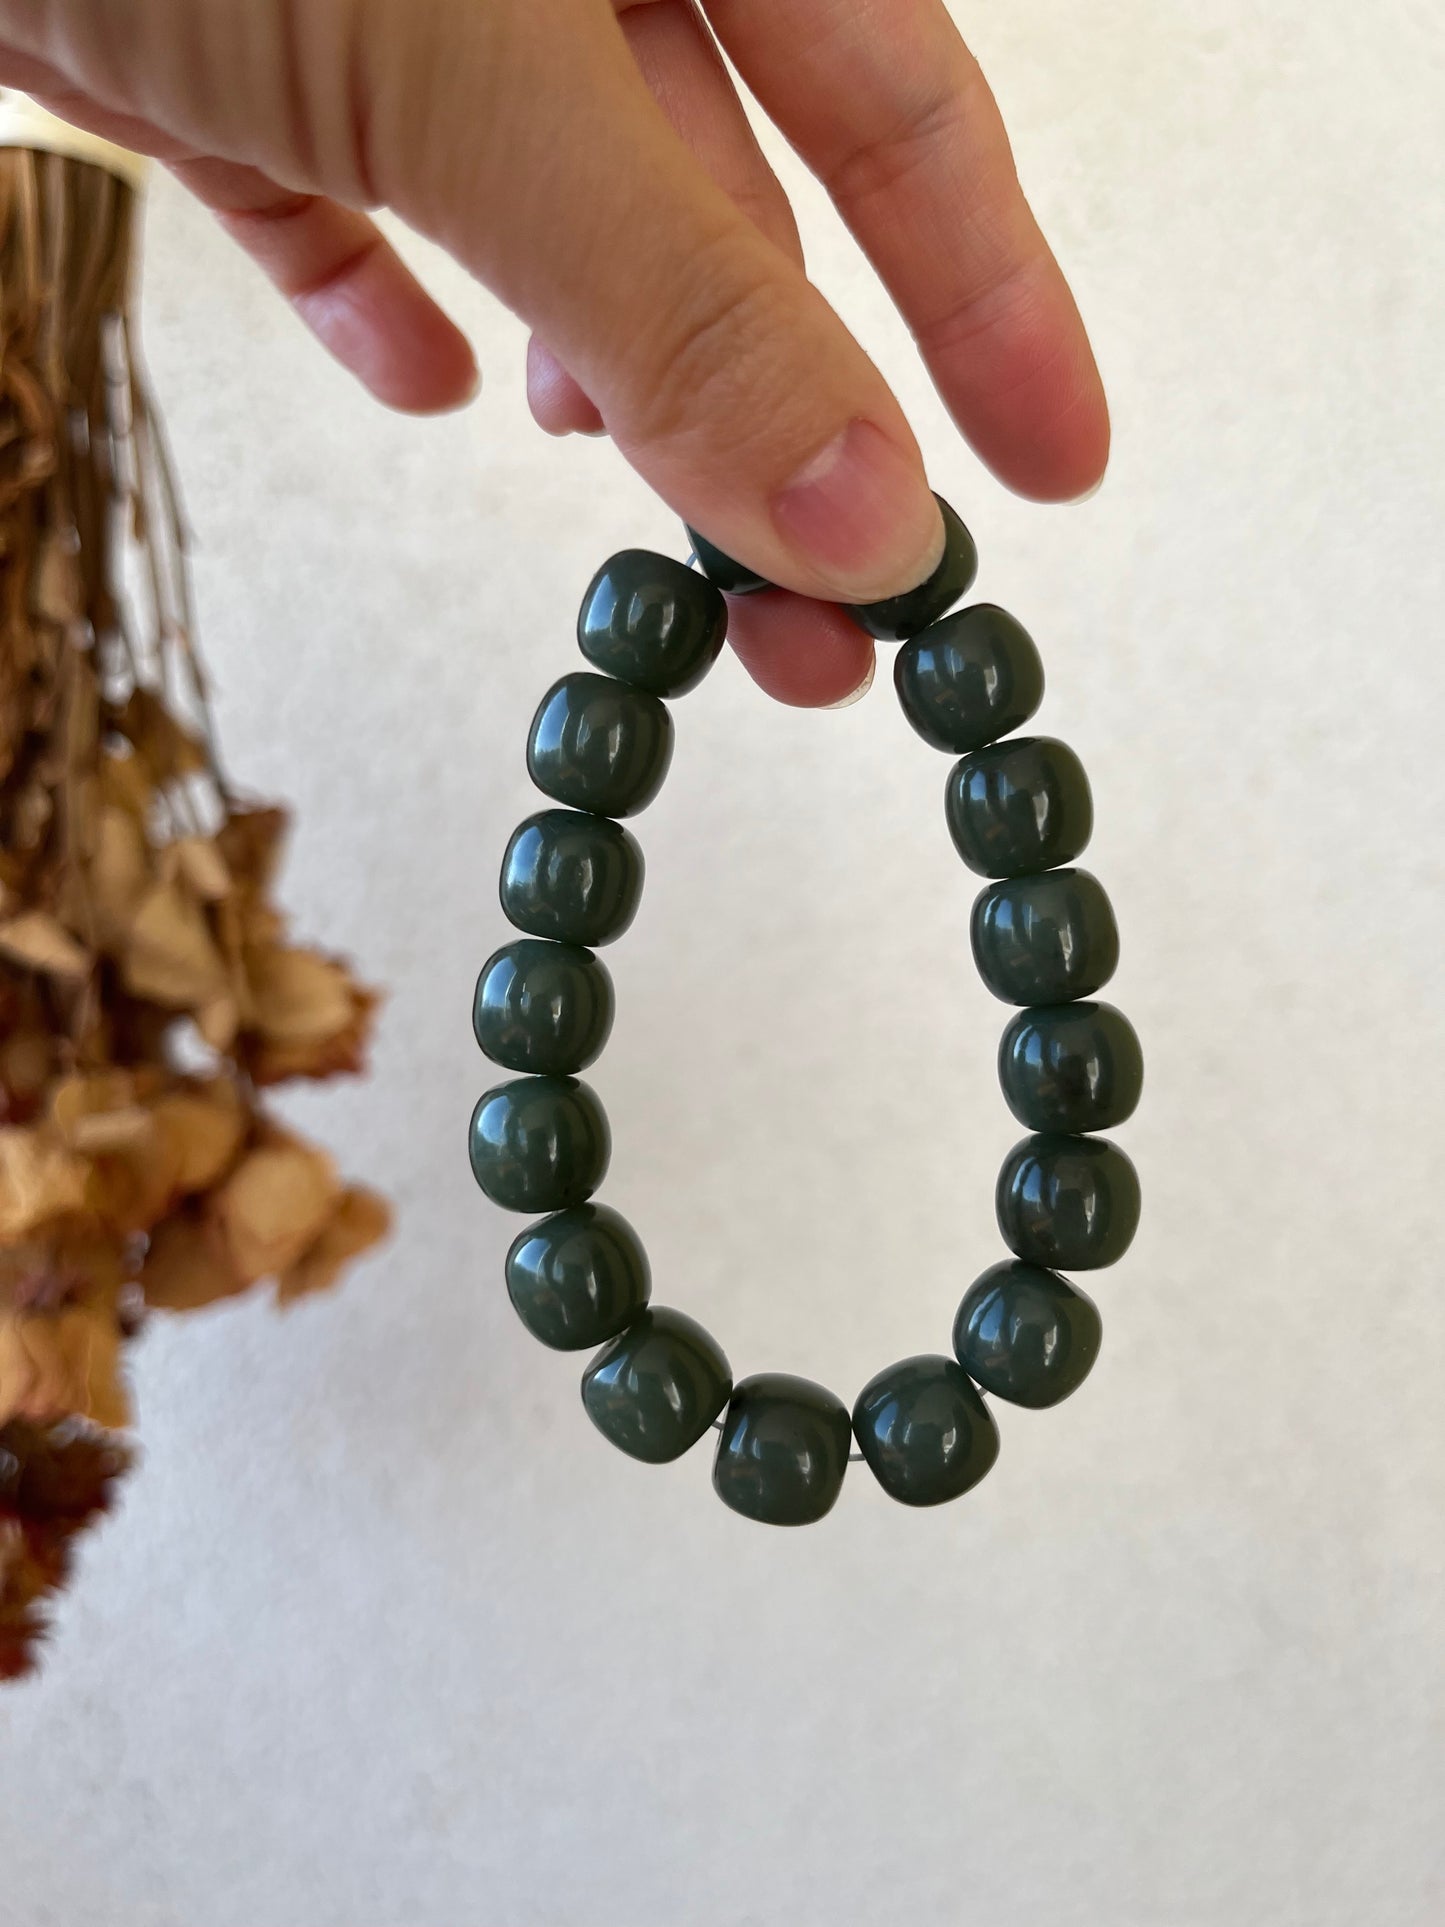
(0, 912, 91, 983)
(246, 944, 356, 1046)
(195, 993, 240, 1053)
(244, 982, 380, 1086)
(149, 1081, 247, 1194)
(216, 806, 290, 898)
(0, 1303, 128, 1431)
(277, 1184, 391, 1305)
(214, 1140, 341, 1285)
(0, 1130, 89, 1242)
(138, 1209, 247, 1312)
(165, 836, 231, 904)
(97, 749, 154, 820)
(116, 689, 208, 780)
(123, 879, 229, 1009)
(88, 805, 152, 947)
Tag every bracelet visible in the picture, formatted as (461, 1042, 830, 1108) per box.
(469, 495, 1142, 1527)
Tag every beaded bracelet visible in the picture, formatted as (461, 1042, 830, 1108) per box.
(469, 495, 1142, 1527)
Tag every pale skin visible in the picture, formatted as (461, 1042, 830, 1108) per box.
(0, 0, 1108, 705)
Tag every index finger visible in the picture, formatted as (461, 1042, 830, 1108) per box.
(703, 0, 1109, 501)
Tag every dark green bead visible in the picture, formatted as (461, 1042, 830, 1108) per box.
(847, 495, 978, 641)
(852, 1355, 999, 1507)
(997, 1132, 1140, 1270)
(578, 549, 728, 695)
(712, 1374, 852, 1527)
(999, 1001, 1143, 1134)
(505, 1204, 650, 1351)
(500, 808, 643, 948)
(954, 1259, 1102, 1408)
(945, 737, 1093, 878)
(468, 1076, 610, 1214)
(472, 938, 613, 1075)
(581, 1306, 732, 1463)
(971, 868, 1119, 1005)
(684, 526, 770, 595)
(894, 604, 1045, 753)
(527, 672, 674, 818)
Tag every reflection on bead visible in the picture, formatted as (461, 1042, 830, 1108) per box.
(712, 1373, 852, 1526)
(582, 1306, 732, 1462)
(500, 808, 643, 948)
(527, 672, 674, 818)
(578, 548, 728, 695)
(971, 868, 1119, 1005)
(996, 1132, 1140, 1270)
(468, 1076, 610, 1213)
(852, 1354, 999, 1506)
(472, 938, 613, 1075)
(998, 1001, 1143, 1134)
(847, 496, 978, 641)
(953, 1259, 1102, 1406)
(894, 604, 1045, 753)
(945, 736, 1093, 878)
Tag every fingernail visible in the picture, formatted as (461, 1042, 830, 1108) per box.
(770, 419, 944, 601)
(822, 652, 876, 710)
(1066, 473, 1105, 504)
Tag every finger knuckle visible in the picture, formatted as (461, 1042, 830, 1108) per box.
(624, 235, 795, 452)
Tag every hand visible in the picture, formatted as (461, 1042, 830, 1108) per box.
(0, 1, 1108, 704)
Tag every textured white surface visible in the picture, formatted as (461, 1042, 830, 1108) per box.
(4, 3, 1444, 1922)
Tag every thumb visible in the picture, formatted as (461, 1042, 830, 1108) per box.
(367, 0, 946, 603)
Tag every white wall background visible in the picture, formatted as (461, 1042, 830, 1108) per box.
(4, 3, 1444, 1922)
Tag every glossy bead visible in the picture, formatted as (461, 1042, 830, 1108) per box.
(578, 549, 728, 695)
(527, 672, 674, 818)
(472, 938, 613, 1075)
(999, 1001, 1143, 1134)
(953, 1259, 1102, 1408)
(894, 604, 1045, 753)
(847, 495, 978, 641)
(997, 1132, 1140, 1270)
(468, 1076, 610, 1214)
(712, 1374, 852, 1526)
(684, 526, 770, 595)
(500, 808, 643, 948)
(581, 1306, 732, 1463)
(971, 868, 1119, 1005)
(852, 1355, 999, 1507)
(945, 737, 1093, 878)
(505, 1203, 650, 1351)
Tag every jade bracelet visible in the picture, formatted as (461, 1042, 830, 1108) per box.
(469, 496, 1142, 1527)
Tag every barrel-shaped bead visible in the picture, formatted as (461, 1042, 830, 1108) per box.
(945, 737, 1093, 878)
(998, 1001, 1143, 1134)
(852, 1355, 999, 1506)
(472, 938, 614, 1075)
(847, 495, 978, 641)
(996, 1132, 1140, 1270)
(893, 604, 1045, 753)
(505, 1203, 650, 1351)
(468, 1076, 610, 1213)
(581, 1306, 732, 1462)
(953, 1259, 1102, 1407)
(500, 808, 643, 948)
(712, 1373, 852, 1526)
(579, 549, 728, 694)
(527, 672, 674, 818)
(971, 868, 1119, 1005)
